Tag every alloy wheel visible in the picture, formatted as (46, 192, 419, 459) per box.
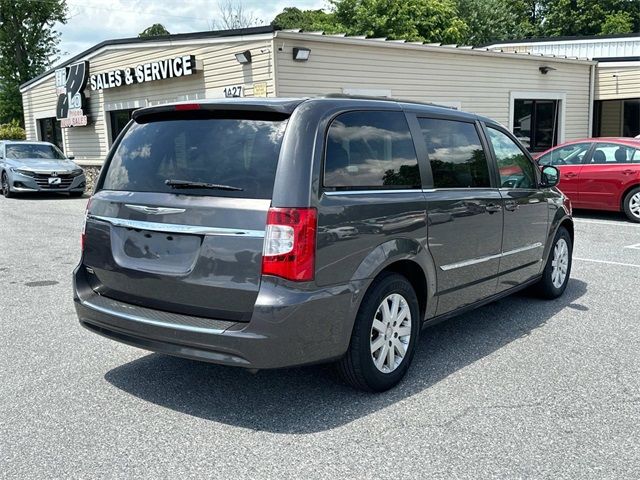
(551, 238, 569, 289)
(1, 174, 8, 197)
(629, 192, 640, 219)
(370, 293, 412, 373)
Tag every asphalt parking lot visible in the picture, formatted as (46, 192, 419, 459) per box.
(1, 194, 639, 479)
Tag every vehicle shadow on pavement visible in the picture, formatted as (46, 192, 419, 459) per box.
(572, 209, 628, 222)
(105, 279, 588, 434)
(4, 192, 85, 201)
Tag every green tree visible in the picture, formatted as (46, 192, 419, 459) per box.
(333, 0, 468, 43)
(542, 0, 640, 37)
(601, 11, 634, 34)
(0, 0, 67, 125)
(138, 23, 170, 37)
(456, 0, 544, 45)
(272, 7, 341, 32)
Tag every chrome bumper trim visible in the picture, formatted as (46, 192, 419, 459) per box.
(88, 214, 265, 238)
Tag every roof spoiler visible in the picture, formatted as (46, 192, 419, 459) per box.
(131, 100, 300, 123)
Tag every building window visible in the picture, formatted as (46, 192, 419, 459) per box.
(109, 109, 136, 144)
(38, 117, 63, 151)
(513, 99, 560, 153)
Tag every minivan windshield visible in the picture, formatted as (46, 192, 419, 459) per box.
(101, 116, 288, 198)
(6, 144, 66, 160)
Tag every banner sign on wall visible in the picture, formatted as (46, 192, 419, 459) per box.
(90, 55, 197, 91)
(55, 61, 90, 128)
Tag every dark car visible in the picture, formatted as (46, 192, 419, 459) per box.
(534, 137, 640, 222)
(73, 96, 573, 392)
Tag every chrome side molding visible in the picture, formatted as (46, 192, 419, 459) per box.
(440, 242, 543, 271)
(88, 215, 265, 238)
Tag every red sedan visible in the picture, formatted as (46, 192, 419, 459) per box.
(535, 138, 640, 222)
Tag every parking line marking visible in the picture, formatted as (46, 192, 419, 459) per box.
(574, 219, 640, 228)
(624, 243, 640, 250)
(574, 257, 640, 269)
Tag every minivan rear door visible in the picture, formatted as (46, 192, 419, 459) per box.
(82, 107, 290, 321)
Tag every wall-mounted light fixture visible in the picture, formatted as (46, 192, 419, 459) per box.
(235, 50, 252, 64)
(539, 65, 557, 75)
(293, 47, 311, 62)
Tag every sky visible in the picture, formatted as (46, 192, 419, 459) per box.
(56, 0, 328, 63)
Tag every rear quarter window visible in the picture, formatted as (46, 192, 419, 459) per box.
(101, 116, 288, 199)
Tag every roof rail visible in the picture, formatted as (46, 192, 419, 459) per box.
(321, 93, 458, 110)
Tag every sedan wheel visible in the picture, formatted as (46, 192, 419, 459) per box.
(624, 188, 640, 223)
(1, 173, 12, 198)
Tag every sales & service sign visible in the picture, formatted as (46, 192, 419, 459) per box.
(89, 55, 197, 90)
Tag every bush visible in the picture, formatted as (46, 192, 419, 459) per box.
(0, 120, 26, 140)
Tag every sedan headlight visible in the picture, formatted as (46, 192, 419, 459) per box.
(71, 168, 84, 176)
(12, 168, 36, 177)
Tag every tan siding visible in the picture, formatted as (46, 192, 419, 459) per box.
(596, 67, 640, 101)
(21, 39, 275, 163)
(599, 100, 622, 136)
(21, 76, 58, 142)
(275, 39, 592, 141)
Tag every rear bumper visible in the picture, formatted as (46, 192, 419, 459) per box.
(74, 266, 365, 369)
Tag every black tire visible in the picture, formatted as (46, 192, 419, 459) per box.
(1, 172, 13, 198)
(69, 191, 84, 198)
(536, 226, 572, 299)
(337, 273, 420, 392)
(622, 186, 640, 223)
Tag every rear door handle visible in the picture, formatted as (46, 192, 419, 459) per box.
(486, 203, 502, 213)
(623, 169, 635, 175)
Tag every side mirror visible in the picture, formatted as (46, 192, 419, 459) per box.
(540, 165, 559, 188)
(67, 155, 75, 160)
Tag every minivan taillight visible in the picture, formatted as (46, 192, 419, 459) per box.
(81, 197, 92, 252)
(262, 207, 317, 282)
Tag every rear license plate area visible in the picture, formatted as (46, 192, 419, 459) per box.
(110, 226, 202, 275)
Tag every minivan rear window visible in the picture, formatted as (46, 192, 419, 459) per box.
(101, 117, 288, 199)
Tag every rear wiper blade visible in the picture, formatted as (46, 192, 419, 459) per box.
(165, 179, 243, 191)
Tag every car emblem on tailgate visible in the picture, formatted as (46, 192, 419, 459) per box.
(124, 204, 186, 215)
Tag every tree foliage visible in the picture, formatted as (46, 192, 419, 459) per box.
(542, 0, 640, 37)
(601, 11, 634, 34)
(273, 0, 469, 43)
(0, 0, 67, 125)
(333, 0, 468, 43)
(0, 119, 26, 140)
(272, 7, 340, 32)
(272, 0, 640, 47)
(139, 23, 170, 37)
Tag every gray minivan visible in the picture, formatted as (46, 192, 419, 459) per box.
(74, 96, 573, 391)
